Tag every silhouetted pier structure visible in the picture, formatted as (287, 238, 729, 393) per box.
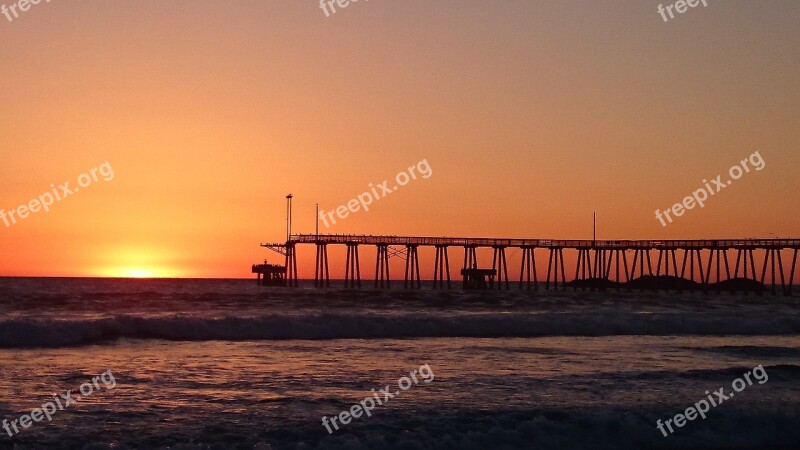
(461, 267, 497, 289)
(252, 260, 287, 287)
(257, 235, 800, 294)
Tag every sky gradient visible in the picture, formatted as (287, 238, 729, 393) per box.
(1, 0, 798, 278)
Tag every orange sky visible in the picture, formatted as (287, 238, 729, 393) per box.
(0, 1, 798, 278)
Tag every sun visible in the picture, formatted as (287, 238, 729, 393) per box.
(88, 246, 185, 278)
(94, 266, 169, 278)
(123, 268, 157, 278)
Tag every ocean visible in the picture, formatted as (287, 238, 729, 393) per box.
(0, 278, 798, 449)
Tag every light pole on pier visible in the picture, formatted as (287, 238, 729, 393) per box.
(286, 194, 293, 242)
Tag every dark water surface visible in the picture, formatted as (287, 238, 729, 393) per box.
(0, 278, 798, 449)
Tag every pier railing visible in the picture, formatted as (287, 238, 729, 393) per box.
(288, 234, 800, 250)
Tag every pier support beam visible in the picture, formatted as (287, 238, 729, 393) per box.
(695, 249, 707, 284)
(761, 248, 786, 295)
(344, 243, 361, 288)
(519, 246, 537, 290)
(404, 245, 421, 289)
(433, 245, 451, 289)
(679, 249, 706, 285)
(575, 248, 593, 287)
(593, 249, 608, 280)
(629, 248, 654, 282)
(704, 249, 714, 287)
(491, 246, 510, 290)
(789, 249, 798, 295)
(375, 244, 391, 288)
(285, 244, 298, 287)
(462, 246, 478, 289)
(712, 249, 724, 289)
(613, 249, 630, 285)
(655, 249, 679, 277)
(703, 248, 731, 290)
(545, 248, 566, 290)
(733, 248, 758, 281)
(314, 243, 330, 287)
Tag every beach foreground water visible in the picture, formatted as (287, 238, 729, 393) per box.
(0, 278, 798, 449)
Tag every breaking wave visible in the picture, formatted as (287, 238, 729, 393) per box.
(1, 311, 799, 348)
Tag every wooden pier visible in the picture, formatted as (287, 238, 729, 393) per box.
(256, 234, 800, 294)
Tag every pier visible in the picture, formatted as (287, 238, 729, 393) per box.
(257, 234, 800, 294)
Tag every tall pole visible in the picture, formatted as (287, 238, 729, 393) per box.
(286, 194, 293, 242)
(593, 212, 597, 244)
(316, 203, 319, 238)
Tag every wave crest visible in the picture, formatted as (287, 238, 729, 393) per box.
(1, 311, 799, 348)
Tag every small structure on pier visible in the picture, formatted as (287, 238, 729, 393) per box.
(461, 267, 497, 289)
(252, 260, 286, 286)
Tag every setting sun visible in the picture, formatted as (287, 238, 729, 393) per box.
(85, 247, 183, 278)
(93, 266, 179, 279)
(121, 268, 156, 278)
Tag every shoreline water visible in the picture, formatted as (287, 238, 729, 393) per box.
(0, 278, 798, 449)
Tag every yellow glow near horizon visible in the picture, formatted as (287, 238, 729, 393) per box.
(84, 247, 185, 278)
(92, 266, 180, 279)
(122, 268, 156, 278)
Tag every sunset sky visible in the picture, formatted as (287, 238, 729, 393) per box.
(1, 1, 798, 278)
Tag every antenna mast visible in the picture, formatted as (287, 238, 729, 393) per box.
(286, 194, 293, 242)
